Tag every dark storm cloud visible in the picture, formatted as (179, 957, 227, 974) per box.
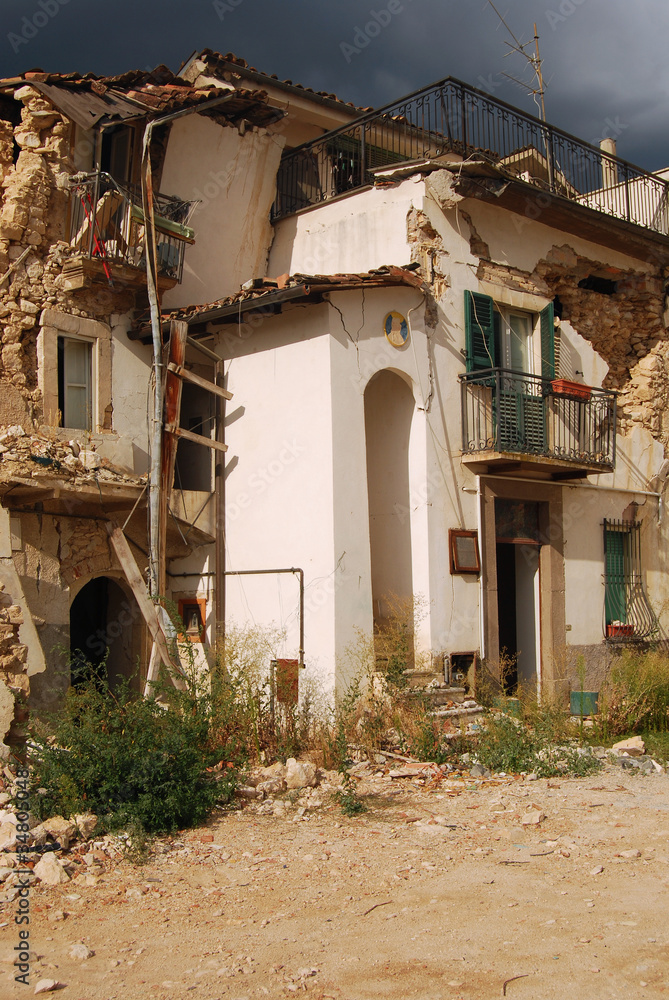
(2, 0, 667, 169)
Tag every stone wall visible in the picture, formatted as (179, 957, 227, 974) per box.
(0, 85, 138, 430)
(0, 585, 29, 749)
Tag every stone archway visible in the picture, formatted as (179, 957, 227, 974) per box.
(69, 576, 143, 690)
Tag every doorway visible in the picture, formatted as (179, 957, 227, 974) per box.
(495, 499, 542, 694)
(70, 577, 142, 690)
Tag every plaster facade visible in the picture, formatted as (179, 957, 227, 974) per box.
(1, 50, 669, 728)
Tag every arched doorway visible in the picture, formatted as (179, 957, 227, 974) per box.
(364, 369, 415, 638)
(69, 577, 142, 690)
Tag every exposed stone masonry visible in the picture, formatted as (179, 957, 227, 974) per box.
(0, 585, 28, 746)
(0, 85, 139, 426)
(407, 194, 669, 454)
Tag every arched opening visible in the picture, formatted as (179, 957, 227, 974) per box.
(69, 577, 142, 691)
(364, 369, 415, 661)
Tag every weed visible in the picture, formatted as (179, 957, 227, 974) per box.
(332, 720, 366, 816)
(28, 669, 236, 837)
(595, 649, 669, 738)
(473, 713, 602, 778)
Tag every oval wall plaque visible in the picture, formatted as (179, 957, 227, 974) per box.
(383, 311, 408, 347)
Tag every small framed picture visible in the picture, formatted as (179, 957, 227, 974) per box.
(449, 529, 480, 574)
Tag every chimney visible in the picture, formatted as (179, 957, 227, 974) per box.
(600, 137, 618, 189)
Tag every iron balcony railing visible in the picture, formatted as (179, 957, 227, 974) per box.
(460, 368, 616, 469)
(67, 172, 197, 283)
(272, 76, 669, 234)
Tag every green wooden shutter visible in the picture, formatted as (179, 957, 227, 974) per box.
(540, 302, 556, 381)
(497, 388, 546, 453)
(604, 527, 626, 624)
(465, 291, 496, 372)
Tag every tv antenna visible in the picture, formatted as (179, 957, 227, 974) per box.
(487, 1, 547, 122)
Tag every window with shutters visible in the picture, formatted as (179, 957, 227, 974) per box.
(603, 519, 659, 640)
(464, 291, 555, 454)
(464, 291, 555, 379)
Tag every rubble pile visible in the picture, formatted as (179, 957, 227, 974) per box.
(0, 425, 145, 487)
(0, 764, 103, 904)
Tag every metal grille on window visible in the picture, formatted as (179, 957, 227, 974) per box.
(603, 519, 659, 641)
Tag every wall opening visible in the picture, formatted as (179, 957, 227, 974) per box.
(364, 369, 415, 655)
(174, 377, 214, 492)
(495, 499, 542, 694)
(70, 577, 142, 691)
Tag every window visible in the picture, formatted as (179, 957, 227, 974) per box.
(38, 310, 112, 434)
(603, 519, 658, 640)
(464, 290, 555, 379)
(58, 336, 92, 431)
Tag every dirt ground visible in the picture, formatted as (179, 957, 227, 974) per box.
(1, 762, 669, 1000)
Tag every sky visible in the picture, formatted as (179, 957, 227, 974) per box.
(3, 0, 669, 171)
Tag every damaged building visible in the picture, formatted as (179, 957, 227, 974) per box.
(1, 50, 669, 738)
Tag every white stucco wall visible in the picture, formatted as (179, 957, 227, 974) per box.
(160, 115, 285, 308)
(219, 309, 336, 693)
(268, 179, 420, 277)
(110, 315, 152, 475)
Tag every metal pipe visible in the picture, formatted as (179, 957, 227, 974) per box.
(477, 474, 661, 498)
(476, 475, 485, 661)
(223, 568, 305, 667)
(215, 357, 226, 653)
(142, 91, 239, 599)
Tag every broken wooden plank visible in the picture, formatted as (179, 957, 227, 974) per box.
(165, 424, 228, 453)
(142, 641, 161, 699)
(167, 362, 233, 400)
(106, 524, 185, 689)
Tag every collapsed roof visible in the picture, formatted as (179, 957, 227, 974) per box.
(0, 64, 284, 130)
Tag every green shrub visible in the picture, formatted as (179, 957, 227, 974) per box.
(29, 673, 236, 835)
(474, 713, 601, 778)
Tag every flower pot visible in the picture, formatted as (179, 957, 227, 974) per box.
(570, 691, 599, 717)
(551, 379, 592, 401)
(606, 623, 634, 638)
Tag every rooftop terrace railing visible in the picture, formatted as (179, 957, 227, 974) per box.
(272, 76, 669, 235)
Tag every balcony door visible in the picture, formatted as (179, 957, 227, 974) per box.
(497, 308, 546, 454)
(464, 292, 554, 456)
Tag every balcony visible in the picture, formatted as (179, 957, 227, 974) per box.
(63, 172, 196, 291)
(272, 76, 669, 237)
(459, 369, 616, 479)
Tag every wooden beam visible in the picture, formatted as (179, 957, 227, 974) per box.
(160, 320, 188, 597)
(167, 362, 233, 400)
(165, 424, 228, 453)
(106, 524, 185, 690)
(143, 641, 161, 699)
